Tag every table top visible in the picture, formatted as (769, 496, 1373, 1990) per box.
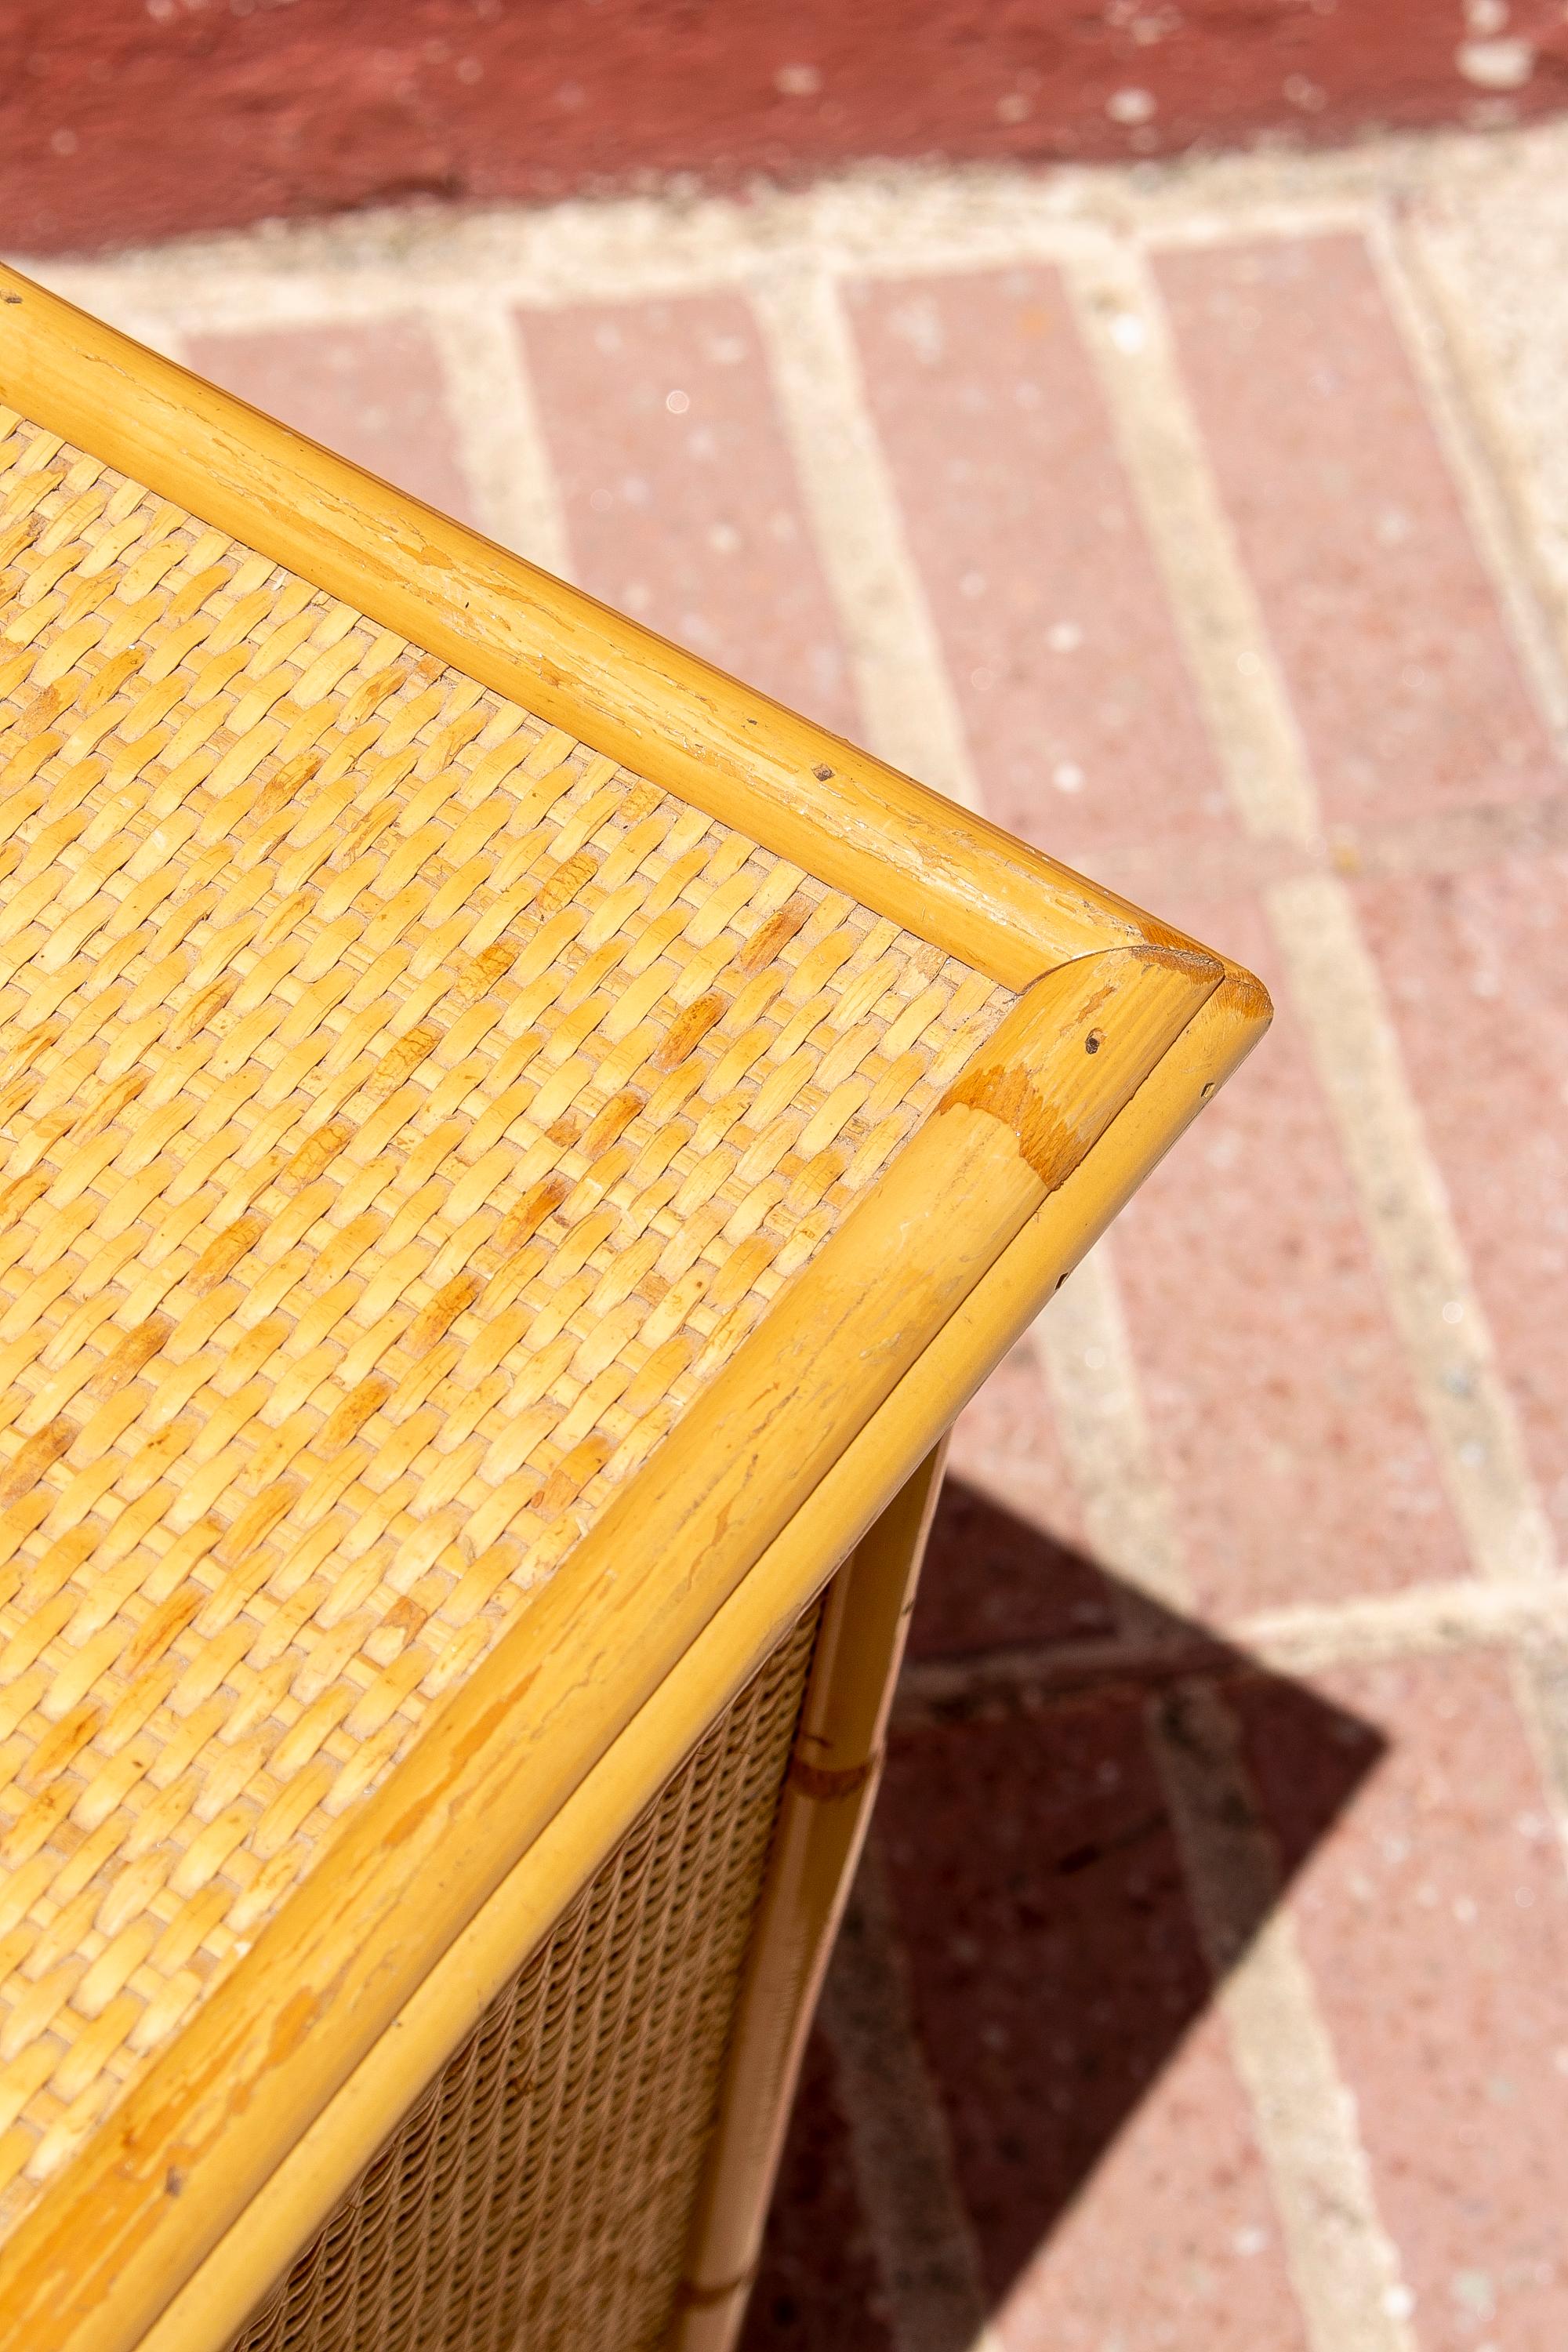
(0, 263, 1265, 2350)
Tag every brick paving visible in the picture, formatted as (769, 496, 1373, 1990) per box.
(27, 116, 1568, 2352)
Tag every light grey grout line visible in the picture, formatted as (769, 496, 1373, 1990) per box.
(1027, 1258, 1424, 2352)
(23, 112, 1546, 337)
(817, 1844, 1003, 2352)
(1350, 216, 1568, 1841)
(1266, 873, 1558, 1586)
(1027, 1253, 1417, 2352)
(1502, 1645, 1568, 1870)
(1131, 196, 1377, 252)
(895, 1573, 1568, 1719)
(1152, 1686, 1420, 2352)
(424, 302, 575, 577)
(1268, 1572, 1568, 1668)
(1367, 198, 1568, 754)
(750, 268, 981, 811)
(1396, 200, 1568, 684)
(1030, 1246, 1189, 1620)
(29, 202, 1360, 329)
(992, 1108, 1414, 2350)
(1064, 239, 1320, 849)
(1047, 238, 1434, 2349)
(22, 254, 472, 336)
(0, 217, 1171, 331)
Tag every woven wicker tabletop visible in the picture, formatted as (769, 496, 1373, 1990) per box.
(0, 266, 1269, 2352)
(0, 404, 1018, 2232)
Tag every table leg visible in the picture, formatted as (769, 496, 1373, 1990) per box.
(669, 1436, 951, 2351)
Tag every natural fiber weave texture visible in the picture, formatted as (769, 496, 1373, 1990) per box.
(228, 1604, 821, 2352)
(0, 408, 1011, 2230)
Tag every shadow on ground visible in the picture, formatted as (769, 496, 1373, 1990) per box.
(741, 1478, 1386, 2349)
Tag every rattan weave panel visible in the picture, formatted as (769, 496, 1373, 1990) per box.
(0, 410, 1011, 2232)
(229, 1604, 822, 2352)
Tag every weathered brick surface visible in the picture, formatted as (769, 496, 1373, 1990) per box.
(876, 1685, 1315, 2348)
(995, 2007, 1311, 2352)
(1356, 856, 1568, 1552)
(879, 1688, 1217, 2298)
(518, 292, 857, 730)
(1240, 1652, 1568, 2352)
(1157, 233, 1559, 833)
(1114, 895, 1472, 1616)
(848, 263, 1229, 864)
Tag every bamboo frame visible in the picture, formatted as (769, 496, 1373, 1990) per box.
(0, 263, 1198, 995)
(670, 1439, 952, 2352)
(0, 265, 1272, 2352)
(141, 970, 1266, 2352)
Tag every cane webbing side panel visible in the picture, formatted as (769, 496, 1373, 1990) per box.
(227, 1603, 822, 2352)
(0, 407, 1012, 2230)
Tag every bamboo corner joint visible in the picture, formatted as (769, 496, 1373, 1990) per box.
(0, 259, 1269, 2352)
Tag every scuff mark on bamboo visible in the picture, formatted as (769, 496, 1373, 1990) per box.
(938, 1062, 1083, 1192)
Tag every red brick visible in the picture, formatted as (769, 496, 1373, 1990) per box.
(848, 266, 1230, 863)
(1356, 855, 1568, 1553)
(184, 318, 480, 525)
(876, 1685, 1303, 2342)
(996, 2007, 1309, 2352)
(13, 5, 1568, 260)
(517, 293, 857, 731)
(742, 2026, 894, 2352)
(1115, 896, 1472, 1617)
(1240, 1650, 1568, 2351)
(1156, 234, 1557, 832)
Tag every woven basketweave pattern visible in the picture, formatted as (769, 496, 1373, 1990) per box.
(0, 408, 1011, 2229)
(230, 1604, 821, 2352)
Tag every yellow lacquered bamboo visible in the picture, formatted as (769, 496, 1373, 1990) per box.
(136, 966, 1265, 2352)
(670, 1441, 951, 2352)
